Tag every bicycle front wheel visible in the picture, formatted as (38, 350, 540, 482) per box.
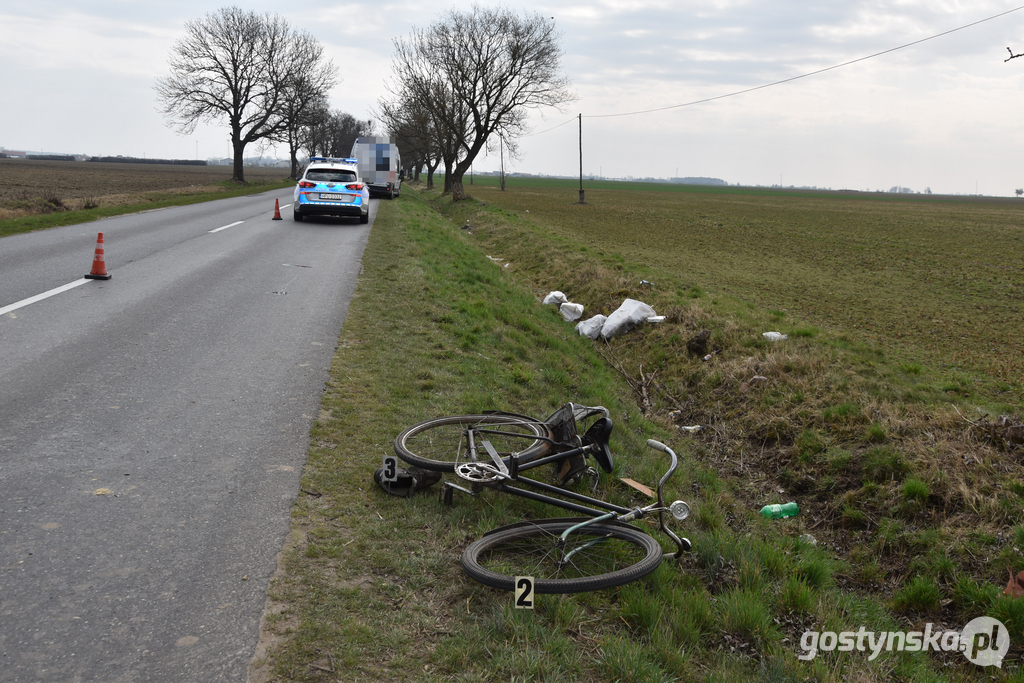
(394, 413, 551, 472)
(461, 519, 663, 594)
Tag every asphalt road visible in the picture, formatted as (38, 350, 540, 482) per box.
(0, 190, 375, 681)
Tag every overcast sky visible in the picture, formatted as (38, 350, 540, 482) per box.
(3, 1, 1024, 195)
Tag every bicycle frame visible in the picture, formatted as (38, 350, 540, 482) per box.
(442, 417, 692, 558)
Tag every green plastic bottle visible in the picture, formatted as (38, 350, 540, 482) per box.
(760, 502, 799, 519)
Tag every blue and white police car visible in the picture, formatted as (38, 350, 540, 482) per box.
(292, 157, 370, 224)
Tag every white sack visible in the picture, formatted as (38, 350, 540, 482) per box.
(542, 291, 568, 305)
(560, 302, 584, 322)
(575, 314, 607, 339)
(762, 331, 788, 341)
(600, 299, 657, 339)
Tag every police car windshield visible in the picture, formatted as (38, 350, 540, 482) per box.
(306, 169, 357, 182)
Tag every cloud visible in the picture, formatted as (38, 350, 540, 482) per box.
(0, 10, 178, 77)
(3, 0, 1024, 193)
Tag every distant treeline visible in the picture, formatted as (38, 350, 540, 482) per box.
(88, 157, 207, 166)
(674, 177, 726, 186)
(27, 154, 78, 161)
(1, 154, 209, 165)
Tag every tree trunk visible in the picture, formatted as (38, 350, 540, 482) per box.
(288, 129, 299, 179)
(450, 141, 483, 201)
(425, 158, 439, 188)
(231, 133, 246, 183)
(450, 173, 466, 201)
(442, 157, 454, 194)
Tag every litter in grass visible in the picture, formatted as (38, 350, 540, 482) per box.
(687, 329, 712, 356)
(763, 331, 788, 341)
(601, 299, 657, 339)
(575, 315, 606, 339)
(620, 478, 655, 498)
(741, 375, 770, 393)
(546, 292, 660, 339)
(1004, 569, 1024, 598)
(559, 302, 584, 322)
(760, 502, 799, 519)
(543, 291, 568, 305)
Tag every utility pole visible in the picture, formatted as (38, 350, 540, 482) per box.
(577, 113, 585, 204)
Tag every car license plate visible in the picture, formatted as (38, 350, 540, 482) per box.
(318, 193, 353, 202)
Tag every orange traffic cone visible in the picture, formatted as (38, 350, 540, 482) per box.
(272, 198, 282, 220)
(85, 232, 112, 280)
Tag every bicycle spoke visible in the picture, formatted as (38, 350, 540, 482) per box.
(396, 414, 549, 472)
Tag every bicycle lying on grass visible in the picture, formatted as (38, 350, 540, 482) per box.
(392, 403, 692, 594)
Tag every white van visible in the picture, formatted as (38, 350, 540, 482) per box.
(350, 136, 401, 199)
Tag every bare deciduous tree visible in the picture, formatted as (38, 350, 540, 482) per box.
(156, 7, 329, 183)
(389, 6, 574, 200)
(274, 33, 338, 179)
(300, 108, 372, 159)
(377, 92, 446, 188)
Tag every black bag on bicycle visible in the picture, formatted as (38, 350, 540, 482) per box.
(373, 465, 442, 498)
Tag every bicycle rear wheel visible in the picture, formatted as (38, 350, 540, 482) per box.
(394, 413, 551, 472)
(461, 518, 663, 593)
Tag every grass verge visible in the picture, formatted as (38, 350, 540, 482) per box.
(252, 182, 1024, 682)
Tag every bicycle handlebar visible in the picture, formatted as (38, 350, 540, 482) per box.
(644, 438, 690, 558)
(646, 439, 670, 453)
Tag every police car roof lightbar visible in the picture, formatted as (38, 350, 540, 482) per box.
(309, 156, 359, 164)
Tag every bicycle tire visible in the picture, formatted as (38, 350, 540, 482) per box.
(394, 414, 551, 473)
(461, 518, 663, 593)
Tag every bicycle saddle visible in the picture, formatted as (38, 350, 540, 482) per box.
(581, 417, 614, 472)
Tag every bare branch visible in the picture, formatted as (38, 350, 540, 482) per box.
(155, 8, 329, 182)
(385, 6, 575, 199)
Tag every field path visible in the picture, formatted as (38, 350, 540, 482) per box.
(0, 190, 374, 681)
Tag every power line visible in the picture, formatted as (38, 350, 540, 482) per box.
(527, 116, 576, 136)
(533, 4, 1024, 128)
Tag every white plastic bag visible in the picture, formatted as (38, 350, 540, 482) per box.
(600, 299, 657, 339)
(559, 302, 584, 322)
(542, 291, 568, 305)
(575, 314, 607, 339)
(762, 331, 788, 341)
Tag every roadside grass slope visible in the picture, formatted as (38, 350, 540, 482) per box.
(253, 182, 1024, 682)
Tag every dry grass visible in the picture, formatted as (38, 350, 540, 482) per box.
(0, 158, 289, 219)
(469, 180, 1024, 383)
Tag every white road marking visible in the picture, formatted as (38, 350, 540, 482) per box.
(279, 203, 292, 210)
(0, 278, 91, 316)
(209, 221, 244, 233)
